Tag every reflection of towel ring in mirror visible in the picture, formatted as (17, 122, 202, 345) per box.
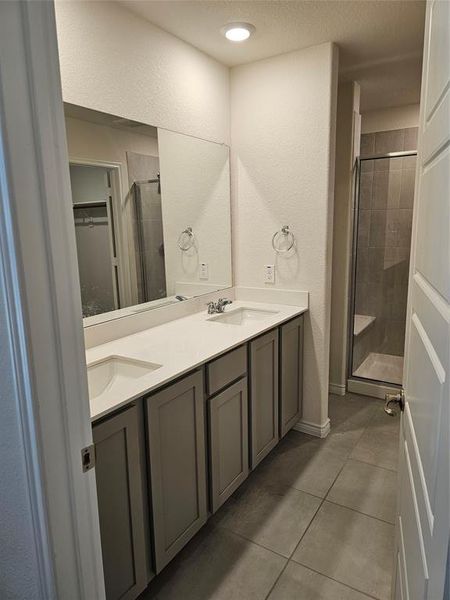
(272, 225, 295, 254)
(177, 227, 195, 251)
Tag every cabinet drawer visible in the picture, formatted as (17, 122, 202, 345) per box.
(206, 344, 247, 396)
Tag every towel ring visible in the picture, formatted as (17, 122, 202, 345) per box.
(272, 225, 295, 254)
(177, 227, 195, 251)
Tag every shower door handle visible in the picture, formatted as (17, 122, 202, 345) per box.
(384, 389, 405, 416)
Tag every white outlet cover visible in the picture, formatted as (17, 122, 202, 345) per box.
(200, 262, 209, 280)
(264, 264, 275, 284)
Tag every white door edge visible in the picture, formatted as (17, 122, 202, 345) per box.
(0, 1, 105, 598)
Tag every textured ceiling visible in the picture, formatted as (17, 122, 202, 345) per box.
(120, 0, 425, 69)
(346, 54, 423, 112)
(118, 0, 425, 111)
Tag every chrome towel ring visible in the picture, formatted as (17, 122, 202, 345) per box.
(272, 225, 295, 254)
(177, 227, 195, 251)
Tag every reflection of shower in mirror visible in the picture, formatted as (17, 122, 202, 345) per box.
(64, 103, 232, 326)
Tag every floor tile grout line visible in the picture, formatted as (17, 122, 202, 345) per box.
(345, 403, 400, 467)
(321, 498, 396, 527)
(285, 485, 331, 501)
(283, 421, 392, 600)
(262, 557, 291, 600)
(235, 398, 397, 599)
(290, 560, 385, 600)
(263, 457, 350, 600)
(214, 484, 328, 564)
(348, 408, 378, 453)
(348, 455, 398, 473)
(249, 468, 332, 502)
(262, 499, 326, 600)
(211, 522, 291, 561)
(218, 448, 365, 568)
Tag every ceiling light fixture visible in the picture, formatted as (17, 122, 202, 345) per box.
(221, 22, 255, 42)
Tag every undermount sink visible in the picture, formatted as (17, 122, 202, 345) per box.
(87, 355, 161, 402)
(208, 307, 279, 326)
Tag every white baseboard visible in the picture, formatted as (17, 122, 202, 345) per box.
(329, 382, 346, 396)
(293, 418, 331, 438)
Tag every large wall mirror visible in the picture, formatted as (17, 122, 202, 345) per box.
(64, 104, 232, 326)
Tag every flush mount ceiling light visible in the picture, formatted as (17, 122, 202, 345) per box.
(221, 22, 255, 42)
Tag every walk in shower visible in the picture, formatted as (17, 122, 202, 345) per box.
(349, 146, 417, 387)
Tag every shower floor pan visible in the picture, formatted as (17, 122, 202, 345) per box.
(354, 352, 403, 386)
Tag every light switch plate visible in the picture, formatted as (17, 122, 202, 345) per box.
(264, 264, 275, 284)
(199, 262, 209, 280)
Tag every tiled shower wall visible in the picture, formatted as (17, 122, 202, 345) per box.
(352, 127, 418, 372)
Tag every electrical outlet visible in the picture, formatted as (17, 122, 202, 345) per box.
(199, 262, 209, 280)
(264, 264, 275, 284)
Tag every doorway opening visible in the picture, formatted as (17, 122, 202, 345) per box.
(69, 162, 123, 318)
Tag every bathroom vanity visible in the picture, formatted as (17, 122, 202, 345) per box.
(64, 85, 307, 600)
(88, 302, 306, 599)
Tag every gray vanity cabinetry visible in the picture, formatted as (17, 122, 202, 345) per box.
(208, 374, 249, 513)
(93, 404, 149, 600)
(146, 370, 207, 573)
(279, 315, 304, 437)
(249, 329, 279, 468)
(92, 313, 305, 594)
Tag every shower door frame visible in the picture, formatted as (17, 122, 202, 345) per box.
(347, 150, 417, 392)
(133, 178, 166, 303)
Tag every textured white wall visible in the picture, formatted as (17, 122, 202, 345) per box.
(231, 43, 339, 428)
(55, 0, 230, 145)
(158, 129, 232, 296)
(57, 3, 340, 432)
(361, 104, 420, 134)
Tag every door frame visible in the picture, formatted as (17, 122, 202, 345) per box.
(69, 159, 131, 312)
(0, 1, 105, 598)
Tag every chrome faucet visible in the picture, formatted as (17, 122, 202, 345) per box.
(207, 298, 233, 314)
(216, 298, 232, 313)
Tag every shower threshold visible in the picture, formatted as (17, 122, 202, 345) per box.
(353, 352, 403, 386)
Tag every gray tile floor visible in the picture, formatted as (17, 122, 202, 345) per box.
(142, 393, 400, 600)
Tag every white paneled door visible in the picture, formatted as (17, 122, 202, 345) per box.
(393, 1, 450, 599)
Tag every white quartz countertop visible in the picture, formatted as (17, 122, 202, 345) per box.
(87, 300, 308, 422)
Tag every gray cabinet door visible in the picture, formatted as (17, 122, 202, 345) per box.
(209, 378, 249, 513)
(93, 404, 148, 600)
(250, 329, 279, 468)
(146, 370, 207, 573)
(280, 316, 304, 437)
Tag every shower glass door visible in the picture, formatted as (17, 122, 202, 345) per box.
(133, 179, 167, 303)
(350, 152, 416, 386)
